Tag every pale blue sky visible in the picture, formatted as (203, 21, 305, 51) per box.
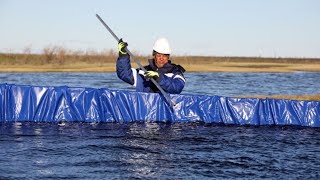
(1, 0, 319, 57)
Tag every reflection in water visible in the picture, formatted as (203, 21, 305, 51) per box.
(118, 123, 185, 178)
(13, 122, 23, 134)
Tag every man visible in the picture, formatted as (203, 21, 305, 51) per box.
(116, 38, 186, 94)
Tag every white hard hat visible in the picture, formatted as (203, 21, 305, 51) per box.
(152, 38, 171, 55)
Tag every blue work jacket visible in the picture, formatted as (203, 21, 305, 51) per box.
(116, 55, 186, 94)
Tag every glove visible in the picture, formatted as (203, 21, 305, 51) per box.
(118, 38, 128, 57)
(145, 71, 159, 81)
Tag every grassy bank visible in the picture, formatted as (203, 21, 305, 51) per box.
(1, 47, 320, 72)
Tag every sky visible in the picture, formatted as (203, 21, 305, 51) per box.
(1, 0, 320, 58)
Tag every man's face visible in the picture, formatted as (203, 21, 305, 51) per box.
(154, 53, 169, 68)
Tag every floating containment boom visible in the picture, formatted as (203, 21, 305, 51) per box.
(0, 84, 320, 127)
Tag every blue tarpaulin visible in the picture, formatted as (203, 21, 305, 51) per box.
(0, 83, 320, 127)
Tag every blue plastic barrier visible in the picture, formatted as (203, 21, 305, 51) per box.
(1, 83, 319, 127)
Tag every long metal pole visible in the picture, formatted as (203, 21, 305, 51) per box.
(96, 14, 176, 107)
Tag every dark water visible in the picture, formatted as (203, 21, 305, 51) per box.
(1, 72, 320, 179)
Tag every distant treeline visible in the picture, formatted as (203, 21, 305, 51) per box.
(0, 46, 118, 65)
(1, 46, 319, 65)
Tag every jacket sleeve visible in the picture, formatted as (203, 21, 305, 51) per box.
(158, 72, 186, 94)
(116, 56, 135, 85)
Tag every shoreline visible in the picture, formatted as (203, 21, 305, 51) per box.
(1, 52, 320, 73)
(1, 61, 320, 73)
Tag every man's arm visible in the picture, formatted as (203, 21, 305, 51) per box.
(158, 72, 186, 94)
(116, 55, 135, 85)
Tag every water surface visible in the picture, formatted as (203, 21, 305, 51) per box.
(1, 123, 320, 179)
(1, 72, 320, 96)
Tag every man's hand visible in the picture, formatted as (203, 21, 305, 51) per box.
(118, 38, 128, 57)
(145, 71, 159, 81)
